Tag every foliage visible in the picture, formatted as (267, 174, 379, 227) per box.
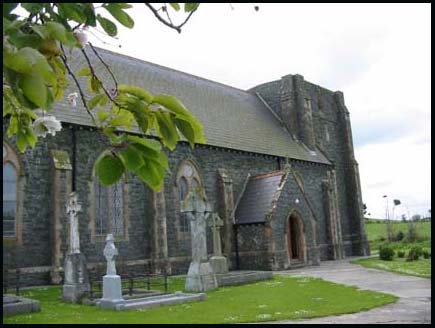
(406, 246, 422, 262)
(422, 249, 430, 259)
(352, 257, 431, 279)
(397, 250, 405, 258)
(379, 245, 394, 261)
(395, 231, 404, 242)
(4, 275, 397, 324)
(3, 3, 203, 191)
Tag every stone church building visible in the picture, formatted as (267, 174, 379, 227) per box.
(3, 48, 369, 286)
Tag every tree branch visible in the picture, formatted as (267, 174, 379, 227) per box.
(59, 44, 98, 128)
(88, 42, 118, 94)
(80, 47, 117, 103)
(144, 3, 198, 33)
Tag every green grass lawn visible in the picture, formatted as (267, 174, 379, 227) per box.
(365, 221, 431, 243)
(360, 220, 431, 278)
(352, 257, 431, 279)
(4, 275, 397, 324)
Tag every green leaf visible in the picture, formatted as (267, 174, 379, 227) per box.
(21, 3, 44, 13)
(88, 94, 105, 109)
(109, 110, 134, 128)
(134, 159, 165, 191)
(45, 22, 68, 43)
(115, 3, 133, 9)
(7, 31, 42, 49)
(3, 3, 19, 16)
(3, 17, 26, 34)
(31, 25, 50, 39)
(103, 3, 134, 28)
(16, 130, 28, 152)
(19, 74, 48, 109)
(77, 67, 92, 77)
(89, 76, 103, 93)
(158, 151, 169, 170)
(97, 110, 110, 122)
(118, 85, 153, 103)
(83, 3, 97, 27)
(175, 117, 196, 147)
(119, 146, 145, 171)
(45, 87, 54, 110)
(184, 3, 199, 12)
(99, 94, 109, 107)
(127, 135, 162, 152)
(58, 4, 87, 24)
(4, 47, 46, 74)
(24, 127, 37, 148)
(152, 94, 192, 119)
(97, 14, 118, 37)
(169, 3, 180, 11)
(154, 111, 179, 150)
(7, 115, 18, 137)
(95, 153, 125, 186)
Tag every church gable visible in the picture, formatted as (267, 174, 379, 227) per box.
(235, 171, 287, 225)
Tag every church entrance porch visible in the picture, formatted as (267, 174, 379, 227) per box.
(286, 212, 306, 267)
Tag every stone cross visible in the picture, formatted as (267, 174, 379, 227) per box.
(66, 192, 82, 254)
(103, 234, 118, 276)
(208, 212, 224, 256)
(180, 191, 212, 263)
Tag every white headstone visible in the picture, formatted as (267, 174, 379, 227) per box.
(103, 234, 118, 276)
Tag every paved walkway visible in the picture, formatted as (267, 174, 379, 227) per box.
(264, 258, 431, 324)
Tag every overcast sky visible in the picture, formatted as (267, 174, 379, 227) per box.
(19, 3, 432, 219)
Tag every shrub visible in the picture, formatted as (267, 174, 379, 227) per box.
(379, 245, 394, 261)
(397, 250, 405, 258)
(395, 231, 405, 241)
(422, 250, 430, 259)
(406, 247, 422, 261)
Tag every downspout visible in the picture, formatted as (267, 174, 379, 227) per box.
(72, 125, 77, 192)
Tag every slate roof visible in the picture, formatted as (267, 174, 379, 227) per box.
(53, 47, 330, 164)
(235, 171, 287, 225)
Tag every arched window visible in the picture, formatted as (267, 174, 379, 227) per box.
(3, 142, 22, 240)
(90, 155, 128, 241)
(176, 160, 202, 234)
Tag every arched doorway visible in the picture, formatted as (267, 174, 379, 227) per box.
(286, 212, 306, 264)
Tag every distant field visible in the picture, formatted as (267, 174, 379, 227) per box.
(365, 221, 431, 242)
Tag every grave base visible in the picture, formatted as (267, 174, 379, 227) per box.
(185, 261, 218, 292)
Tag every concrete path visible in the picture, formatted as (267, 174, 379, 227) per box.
(264, 258, 431, 324)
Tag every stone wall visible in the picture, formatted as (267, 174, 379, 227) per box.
(250, 76, 369, 257)
(3, 77, 368, 285)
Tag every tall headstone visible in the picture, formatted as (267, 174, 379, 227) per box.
(97, 234, 125, 309)
(181, 191, 217, 292)
(208, 213, 228, 274)
(62, 192, 90, 303)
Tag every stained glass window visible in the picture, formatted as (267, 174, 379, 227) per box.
(95, 178, 124, 237)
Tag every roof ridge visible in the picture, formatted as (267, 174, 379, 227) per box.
(93, 46, 252, 95)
